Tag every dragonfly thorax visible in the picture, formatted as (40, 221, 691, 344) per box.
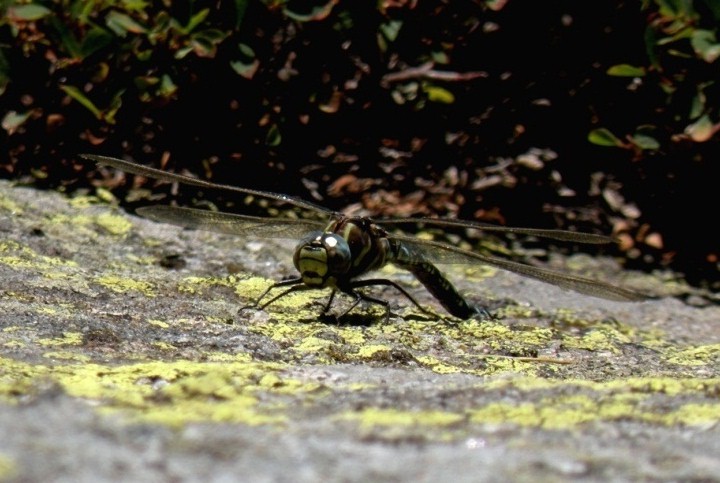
(293, 231, 352, 288)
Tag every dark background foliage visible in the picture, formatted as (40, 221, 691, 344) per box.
(1, 0, 718, 290)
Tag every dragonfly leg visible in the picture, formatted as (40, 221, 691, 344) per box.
(241, 277, 304, 311)
(321, 290, 338, 314)
(347, 278, 434, 317)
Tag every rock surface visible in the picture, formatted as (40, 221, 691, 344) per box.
(1, 179, 718, 482)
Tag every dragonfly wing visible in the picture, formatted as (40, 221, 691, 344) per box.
(82, 154, 334, 215)
(136, 205, 325, 239)
(375, 218, 614, 244)
(391, 234, 647, 302)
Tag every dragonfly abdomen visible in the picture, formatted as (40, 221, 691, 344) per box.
(392, 245, 481, 319)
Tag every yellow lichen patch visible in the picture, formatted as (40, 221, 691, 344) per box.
(335, 327, 367, 345)
(456, 319, 516, 340)
(0, 453, 17, 480)
(461, 263, 498, 281)
(204, 352, 254, 363)
(177, 275, 239, 296)
(0, 240, 77, 270)
(152, 342, 176, 351)
(35, 306, 59, 315)
(560, 327, 632, 354)
(42, 351, 92, 363)
(493, 304, 538, 320)
(0, 292, 33, 303)
(470, 354, 547, 376)
(94, 275, 155, 297)
(0, 358, 47, 402)
(46, 209, 133, 238)
(356, 344, 394, 360)
(37, 332, 83, 347)
(34, 302, 76, 317)
(469, 376, 720, 430)
(340, 408, 464, 429)
(666, 344, 720, 366)
(250, 320, 324, 344)
(148, 319, 170, 329)
(257, 373, 325, 395)
(46, 214, 97, 237)
(294, 336, 335, 354)
(233, 276, 333, 311)
(0, 192, 23, 214)
(3, 340, 25, 349)
(232, 276, 269, 297)
(602, 377, 716, 396)
(469, 398, 613, 430)
(665, 403, 720, 425)
(415, 355, 461, 374)
(0, 356, 321, 428)
(125, 254, 157, 266)
(453, 319, 556, 354)
(68, 195, 100, 209)
(94, 187, 118, 204)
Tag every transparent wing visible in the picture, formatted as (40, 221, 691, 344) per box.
(81, 154, 334, 216)
(82, 155, 615, 244)
(391, 233, 647, 302)
(376, 218, 614, 244)
(136, 205, 326, 239)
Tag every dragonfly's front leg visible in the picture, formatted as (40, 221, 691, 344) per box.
(240, 277, 305, 312)
(321, 290, 338, 314)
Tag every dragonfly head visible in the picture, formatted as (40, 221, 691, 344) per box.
(293, 231, 351, 287)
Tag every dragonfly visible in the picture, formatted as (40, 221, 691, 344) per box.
(81, 154, 647, 321)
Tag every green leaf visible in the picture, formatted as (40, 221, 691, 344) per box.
(106, 11, 147, 36)
(630, 134, 660, 150)
(231, 43, 259, 79)
(283, 0, 337, 22)
(691, 29, 720, 63)
(48, 15, 82, 58)
(60, 84, 122, 124)
(80, 26, 113, 58)
(104, 89, 125, 124)
(8, 4, 52, 21)
(188, 29, 228, 58)
(121, 0, 151, 12)
(684, 114, 718, 142)
(134, 75, 160, 90)
(0, 48, 10, 97)
(174, 46, 194, 59)
(690, 92, 705, 119)
(60, 85, 103, 120)
(485, 0, 509, 11)
(588, 128, 624, 147)
(266, 123, 281, 147)
(176, 8, 209, 35)
(606, 64, 646, 77)
(644, 25, 660, 69)
(423, 85, 455, 104)
(380, 20, 402, 42)
(230, 59, 260, 79)
(1, 110, 32, 134)
(158, 74, 177, 98)
(235, 0, 249, 28)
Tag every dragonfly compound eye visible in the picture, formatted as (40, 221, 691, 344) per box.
(294, 232, 351, 286)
